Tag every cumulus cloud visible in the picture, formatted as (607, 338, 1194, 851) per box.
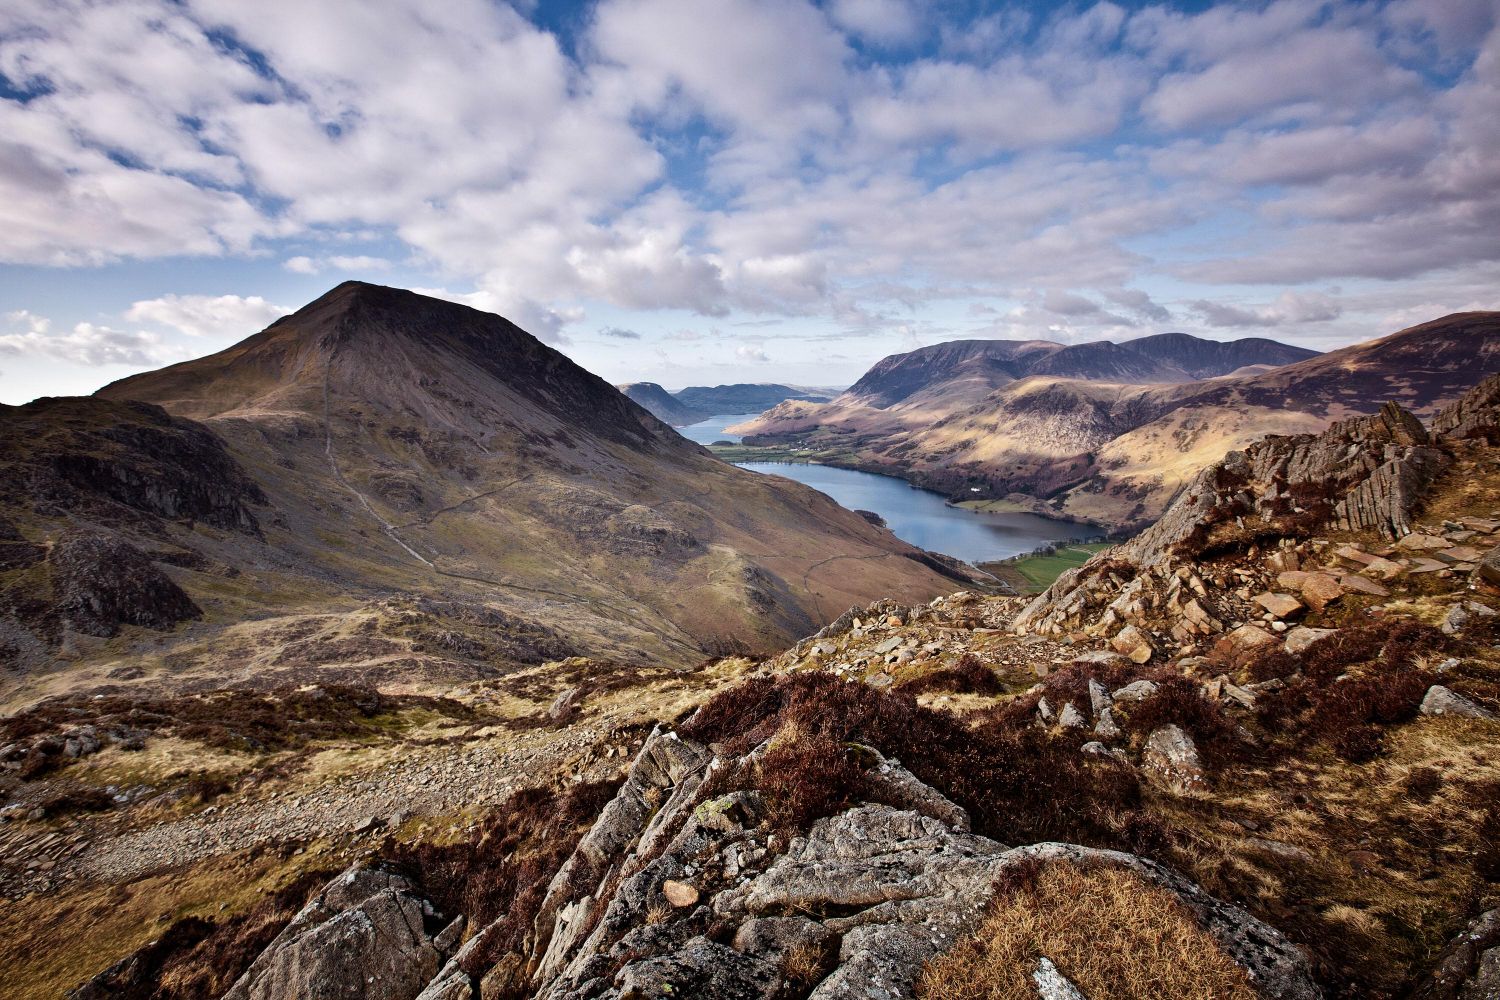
(284, 255, 392, 275)
(0, 311, 170, 366)
(125, 294, 291, 338)
(1192, 292, 1343, 328)
(828, 0, 922, 47)
(735, 344, 770, 362)
(0, 0, 1495, 382)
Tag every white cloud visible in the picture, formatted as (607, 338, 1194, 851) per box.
(829, 0, 921, 47)
(0, 0, 1495, 384)
(0, 312, 171, 366)
(124, 294, 291, 338)
(282, 254, 392, 275)
(1192, 291, 1343, 328)
(735, 344, 770, 362)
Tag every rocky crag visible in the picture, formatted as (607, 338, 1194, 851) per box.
(48, 375, 1500, 999)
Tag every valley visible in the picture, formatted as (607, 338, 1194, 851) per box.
(6, 370, 1500, 1000)
(5, 4, 1498, 999)
(731, 314, 1500, 531)
(3, 289, 1500, 1000)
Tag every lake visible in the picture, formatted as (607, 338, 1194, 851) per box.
(735, 461, 1098, 563)
(678, 412, 760, 445)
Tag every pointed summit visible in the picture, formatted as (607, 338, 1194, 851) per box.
(98, 283, 667, 447)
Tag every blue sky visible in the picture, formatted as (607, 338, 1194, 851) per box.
(1, 0, 1497, 403)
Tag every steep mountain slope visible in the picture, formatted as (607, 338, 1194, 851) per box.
(0, 282, 965, 698)
(737, 314, 1499, 529)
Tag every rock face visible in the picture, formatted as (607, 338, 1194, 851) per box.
(1015, 399, 1449, 638)
(1432, 372, 1500, 444)
(224, 864, 457, 1000)
(0, 396, 267, 535)
(391, 729, 1321, 1000)
(49, 532, 201, 637)
(1411, 908, 1500, 1000)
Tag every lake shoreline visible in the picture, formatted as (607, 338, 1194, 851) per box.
(716, 449, 1104, 530)
(732, 459, 1101, 564)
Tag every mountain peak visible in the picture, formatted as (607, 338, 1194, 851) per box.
(98, 283, 660, 447)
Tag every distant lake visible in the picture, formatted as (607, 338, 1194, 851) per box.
(678, 412, 761, 445)
(736, 461, 1098, 563)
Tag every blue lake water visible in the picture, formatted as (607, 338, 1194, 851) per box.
(736, 461, 1099, 563)
(678, 413, 760, 445)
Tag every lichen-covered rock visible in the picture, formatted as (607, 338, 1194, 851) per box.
(1409, 908, 1500, 1000)
(1144, 724, 1207, 794)
(223, 865, 452, 1000)
(49, 532, 201, 637)
(503, 733, 1318, 1000)
(1420, 686, 1497, 721)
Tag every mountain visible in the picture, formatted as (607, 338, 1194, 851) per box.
(734, 315, 1499, 529)
(618, 382, 840, 426)
(1113, 331, 1317, 378)
(0, 282, 968, 696)
(672, 382, 839, 414)
(617, 381, 701, 425)
(841, 333, 1317, 410)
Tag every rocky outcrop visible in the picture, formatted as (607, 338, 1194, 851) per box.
(1432, 372, 1500, 444)
(1411, 908, 1500, 1000)
(223, 864, 459, 1000)
(0, 397, 267, 535)
(1014, 401, 1448, 637)
(49, 532, 201, 637)
(394, 729, 1323, 1000)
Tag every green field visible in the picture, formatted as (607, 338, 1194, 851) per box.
(706, 444, 817, 463)
(954, 498, 1035, 514)
(983, 542, 1114, 594)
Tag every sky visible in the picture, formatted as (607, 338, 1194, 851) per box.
(1, 0, 1498, 403)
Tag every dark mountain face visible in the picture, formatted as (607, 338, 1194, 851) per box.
(847, 340, 1064, 406)
(1026, 341, 1191, 383)
(845, 333, 1317, 407)
(1122, 332, 1320, 378)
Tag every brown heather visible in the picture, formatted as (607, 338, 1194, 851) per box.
(916, 860, 1259, 1000)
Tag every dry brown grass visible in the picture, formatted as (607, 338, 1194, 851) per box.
(916, 861, 1259, 1000)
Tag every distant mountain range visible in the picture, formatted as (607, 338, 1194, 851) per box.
(733, 316, 1500, 529)
(0, 282, 964, 694)
(845, 333, 1318, 409)
(618, 382, 839, 426)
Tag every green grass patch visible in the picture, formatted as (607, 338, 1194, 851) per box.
(983, 542, 1113, 593)
(955, 498, 1034, 514)
(707, 444, 821, 463)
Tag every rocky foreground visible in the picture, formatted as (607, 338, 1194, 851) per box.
(13, 375, 1500, 999)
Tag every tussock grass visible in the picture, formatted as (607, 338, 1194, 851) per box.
(916, 861, 1258, 1000)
